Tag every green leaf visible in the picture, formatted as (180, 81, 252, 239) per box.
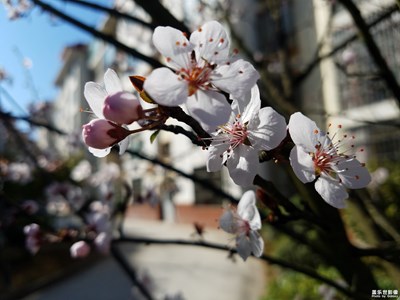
(150, 130, 160, 144)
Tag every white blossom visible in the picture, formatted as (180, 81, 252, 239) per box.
(206, 85, 286, 186)
(143, 21, 259, 130)
(288, 112, 371, 208)
(219, 191, 264, 261)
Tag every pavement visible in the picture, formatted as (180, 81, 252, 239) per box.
(21, 218, 267, 300)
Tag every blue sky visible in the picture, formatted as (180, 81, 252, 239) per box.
(0, 1, 112, 118)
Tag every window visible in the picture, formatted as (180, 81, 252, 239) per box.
(333, 11, 400, 109)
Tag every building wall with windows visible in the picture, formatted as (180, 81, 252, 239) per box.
(51, 43, 91, 157)
(293, 0, 400, 164)
(328, 0, 400, 163)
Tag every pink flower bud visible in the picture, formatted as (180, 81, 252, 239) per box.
(70, 241, 91, 258)
(82, 119, 130, 149)
(103, 92, 143, 125)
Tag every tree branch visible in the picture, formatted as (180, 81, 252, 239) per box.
(131, 0, 190, 33)
(126, 149, 239, 203)
(32, 0, 163, 68)
(159, 124, 203, 146)
(115, 236, 368, 300)
(294, 4, 399, 86)
(61, 0, 156, 30)
(110, 242, 155, 300)
(326, 0, 400, 105)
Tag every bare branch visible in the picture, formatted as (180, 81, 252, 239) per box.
(337, 0, 400, 106)
(115, 236, 369, 300)
(111, 243, 155, 300)
(126, 149, 239, 203)
(295, 4, 399, 86)
(61, 0, 156, 30)
(32, 0, 163, 68)
(132, 0, 190, 33)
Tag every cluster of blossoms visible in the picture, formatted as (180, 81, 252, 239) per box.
(14, 160, 122, 258)
(81, 21, 371, 260)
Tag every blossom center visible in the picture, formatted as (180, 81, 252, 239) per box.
(312, 145, 336, 176)
(236, 216, 251, 236)
(179, 65, 213, 96)
(219, 117, 251, 151)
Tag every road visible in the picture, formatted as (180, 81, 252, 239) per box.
(22, 218, 267, 300)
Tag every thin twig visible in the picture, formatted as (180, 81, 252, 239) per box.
(115, 236, 368, 300)
(295, 4, 399, 90)
(32, 0, 163, 68)
(110, 242, 155, 300)
(337, 0, 400, 106)
(160, 124, 203, 146)
(61, 0, 156, 29)
(126, 149, 239, 203)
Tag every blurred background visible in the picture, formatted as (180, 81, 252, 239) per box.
(1, 0, 399, 299)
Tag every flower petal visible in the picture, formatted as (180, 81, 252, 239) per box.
(226, 146, 259, 186)
(152, 26, 192, 70)
(143, 68, 188, 106)
(288, 112, 321, 152)
(237, 190, 256, 220)
(84, 82, 107, 119)
(237, 190, 261, 230)
(251, 107, 287, 150)
(233, 84, 260, 122)
(289, 146, 315, 183)
(315, 176, 348, 208)
(118, 137, 129, 155)
(186, 89, 231, 131)
(236, 234, 251, 261)
(104, 68, 122, 95)
(212, 59, 259, 100)
(88, 147, 111, 158)
(219, 210, 238, 234)
(249, 231, 264, 257)
(335, 158, 371, 189)
(190, 21, 230, 63)
(206, 142, 229, 172)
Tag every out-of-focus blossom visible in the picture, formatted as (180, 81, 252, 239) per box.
(70, 160, 92, 182)
(23, 223, 41, 254)
(70, 241, 91, 258)
(288, 112, 371, 208)
(20, 199, 39, 215)
(143, 21, 259, 130)
(341, 48, 356, 65)
(3, 162, 32, 184)
(23, 56, 32, 69)
(206, 85, 286, 186)
(45, 181, 85, 211)
(2, 0, 31, 20)
(368, 167, 389, 190)
(219, 190, 264, 261)
(94, 231, 111, 255)
(90, 162, 121, 186)
(46, 197, 71, 216)
(86, 201, 111, 233)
